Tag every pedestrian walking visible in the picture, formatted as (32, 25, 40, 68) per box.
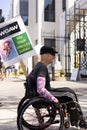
(0, 56, 4, 80)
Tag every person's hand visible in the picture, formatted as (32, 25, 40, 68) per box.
(55, 98, 59, 103)
(55, 99, 61, 109)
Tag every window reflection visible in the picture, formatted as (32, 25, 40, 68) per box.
(44, 0, 55, 22)
(20, 0, 28, 25)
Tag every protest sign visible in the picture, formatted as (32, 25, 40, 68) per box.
(0, 16, 36, 68)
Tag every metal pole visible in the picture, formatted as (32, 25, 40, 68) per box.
(51, 60, 55, 81)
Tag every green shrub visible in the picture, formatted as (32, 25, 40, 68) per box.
(59, 69, 64, 77)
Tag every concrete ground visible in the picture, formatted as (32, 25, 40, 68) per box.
(0, 75, 87, 130)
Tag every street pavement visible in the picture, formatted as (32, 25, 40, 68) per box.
(0, 75, 87, 130)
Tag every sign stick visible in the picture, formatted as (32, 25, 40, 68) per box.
(20, 61, 28, 77)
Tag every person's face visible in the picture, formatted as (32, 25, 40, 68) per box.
(47, 54, 55, 64)
(4, 43, 11, 52)
(6, 45, 11, 52)
(3, 42, 12, 57)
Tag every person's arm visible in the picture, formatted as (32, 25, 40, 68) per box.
(37, 76, 59, 103)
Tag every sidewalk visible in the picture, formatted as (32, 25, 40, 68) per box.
(0, 76, 25, 130)
(0, 76, 87, 130)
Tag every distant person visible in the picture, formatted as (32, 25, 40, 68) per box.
(0, 56, 4, 80)
(5, 66, 12, 78)
(13, 63, 20, 76)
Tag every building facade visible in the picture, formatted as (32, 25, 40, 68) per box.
(9, 0, 83, 77)
(9, 0, 64, 73)
(60, 0, 87, 77)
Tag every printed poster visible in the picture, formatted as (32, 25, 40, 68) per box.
(0, 16, 36, 67)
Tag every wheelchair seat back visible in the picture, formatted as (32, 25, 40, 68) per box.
(24, 73, 39, 98)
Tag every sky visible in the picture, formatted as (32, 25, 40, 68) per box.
(0, 0, 12, 20)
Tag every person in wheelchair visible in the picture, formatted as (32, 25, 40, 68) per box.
(26, 46, 75, 103)
(25, 46, 86, 128)
(26, 46, 59, 103)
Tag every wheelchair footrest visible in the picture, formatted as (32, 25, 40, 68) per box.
(51, 120, 59, 124)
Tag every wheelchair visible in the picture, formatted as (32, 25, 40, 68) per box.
(17, 78, 87, 130)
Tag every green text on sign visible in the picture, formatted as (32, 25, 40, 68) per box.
(12, 32, 33, 55)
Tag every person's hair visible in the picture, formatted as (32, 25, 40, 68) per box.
(40, 46, 58, 56)
(3, 40, 12, 50)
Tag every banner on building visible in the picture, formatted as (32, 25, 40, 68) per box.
(0, 16, 36, 67)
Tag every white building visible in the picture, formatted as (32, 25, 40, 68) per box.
(9, 0, 66, 74)
(9, 0, 87, 77)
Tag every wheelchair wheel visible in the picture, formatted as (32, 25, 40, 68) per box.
(17, 97, 64, 130)
(17, 96, 29, 114)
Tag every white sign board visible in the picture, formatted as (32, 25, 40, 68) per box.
(70, 68, 79, 81)
(0, 16, 36, 67)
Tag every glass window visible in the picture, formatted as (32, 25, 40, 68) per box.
(44, 38, 55, 47)
(62, 0, 66, 11)
(44, 0, 55, 22)
(20, 0, 28, 25)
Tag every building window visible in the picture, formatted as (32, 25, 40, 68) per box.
(20, 0, 28, 25)
(44, 38, 55, 47)
(62, 0, 66, 11)
(44, 0, 55, 22)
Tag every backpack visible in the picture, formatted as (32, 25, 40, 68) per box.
(24, 71, 39, 98)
